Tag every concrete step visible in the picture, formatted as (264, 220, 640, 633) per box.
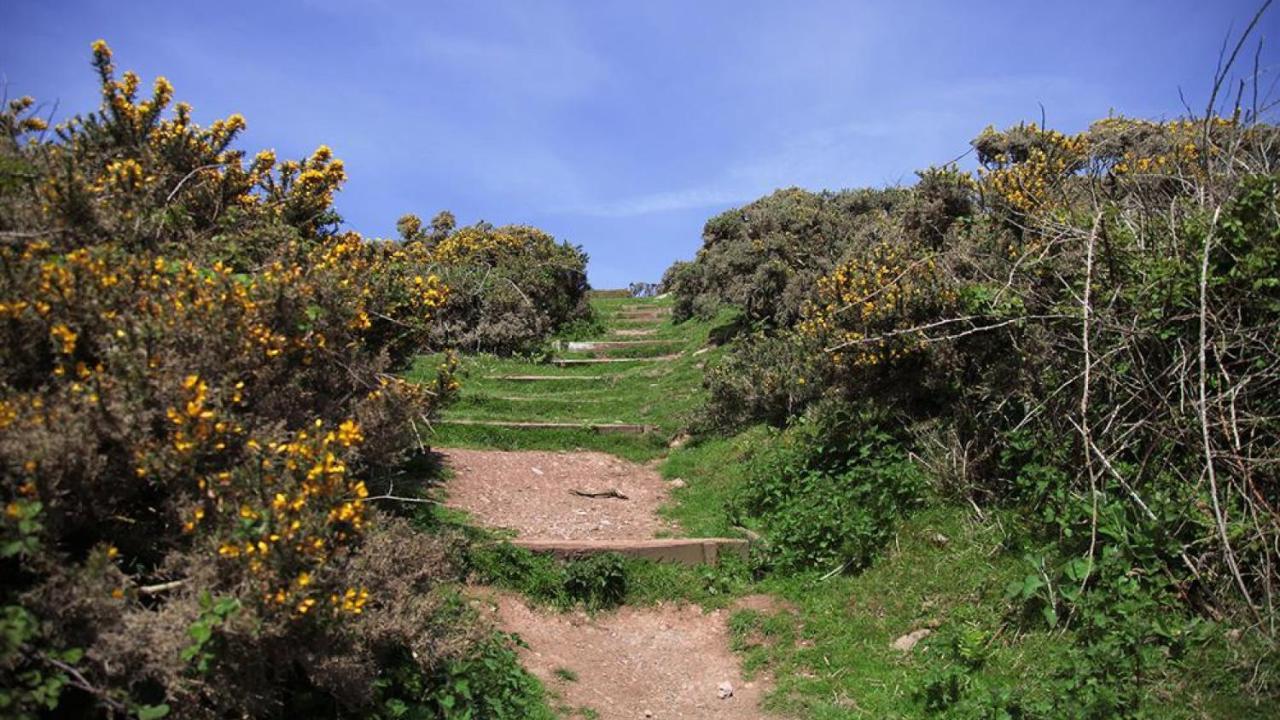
(439, 419, 657, 434)
(513, 538, 749, 566)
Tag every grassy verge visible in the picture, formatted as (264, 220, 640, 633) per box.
(650, 426, 1276, 719)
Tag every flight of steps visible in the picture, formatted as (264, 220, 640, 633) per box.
(439, 300, 680, 436)
(437, 296, 750, 565)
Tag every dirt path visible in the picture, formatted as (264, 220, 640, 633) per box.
(437, 300, 779, 718)
(443, 447, 778, 718)
(442, 448, 676, 540)
(485, 592, 772, 720)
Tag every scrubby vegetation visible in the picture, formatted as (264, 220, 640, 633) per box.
(666, 67, 1280, 716)
(396, 213, 591, 355)
(0, 42, 572, 718)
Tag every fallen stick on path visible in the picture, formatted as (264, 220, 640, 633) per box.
(569, 488, 629, 500)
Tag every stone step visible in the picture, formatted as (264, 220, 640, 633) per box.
(439, 419, 657, 434)
(513, 538, 750, 566)
(549, 354, 680, 367)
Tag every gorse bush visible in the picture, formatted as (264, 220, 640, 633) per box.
(0, 42, 561, 718)
(671, 98, 1280, 710)
(666, 186, 905, 327)
(397, 216, 592, 354)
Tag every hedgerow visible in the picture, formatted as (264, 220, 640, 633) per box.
(671, 103, 1280, 712)
(0, 42, 555, 718)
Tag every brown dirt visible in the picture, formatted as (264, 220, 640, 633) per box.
(487, 593, 774, 719)
(732, 594, 795, 614)
(441, 448, 676, 540)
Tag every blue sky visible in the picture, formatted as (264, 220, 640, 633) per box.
(3, 1, 1275, 287)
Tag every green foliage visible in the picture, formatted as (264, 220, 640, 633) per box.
(0, 41, 572, 719)
(734, 406, 926, 573)
(371, 633, 555, 720)
(180, 593, 240, 674)
(563, 553, 628, 610)
(0, 605, 72, 719)
(464, 540, 626, 611)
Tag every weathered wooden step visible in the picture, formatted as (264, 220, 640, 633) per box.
(485, 396, 605, 403)
(610, 329, 658, 337)
(555, 340, 679, 351)
(549, 354, 680, 367)
(513, 538, 749, 566)
(482, 375, 607, 382)
(618, 306, 671, 313)
(439, 419, 657, 434)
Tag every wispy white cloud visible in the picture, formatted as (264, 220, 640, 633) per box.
(566, 186, 751, 218)
(561, 110, 962, 218)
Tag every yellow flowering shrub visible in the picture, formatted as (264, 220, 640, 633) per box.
(799, 241, 954, 370)
(0, 42, 466, 715)
(973, 122, 1090, 214)
(418, 221, 592, 353)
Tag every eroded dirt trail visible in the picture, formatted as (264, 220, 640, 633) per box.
(444, 447, 776, 720)
(487, 592, 770, 720)
(441, 448, 676, 540)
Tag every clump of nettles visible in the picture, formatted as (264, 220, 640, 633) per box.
(0, 41, 549, 718)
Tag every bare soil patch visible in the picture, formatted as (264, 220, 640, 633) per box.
(488, 593, 774, 719)
(441, 448, 676, 540)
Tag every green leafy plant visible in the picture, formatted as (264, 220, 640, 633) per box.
(180, 593, 240, 674)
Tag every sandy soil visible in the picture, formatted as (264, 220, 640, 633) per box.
(489, 593, 774, 720)
(441, 448, 676, 540)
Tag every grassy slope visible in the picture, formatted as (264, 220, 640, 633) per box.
(406, 296, 1268, 719)
(407, 295, 734, 463)
(660, 433, 1268, 719)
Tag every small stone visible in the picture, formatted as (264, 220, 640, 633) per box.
(643, 711, 653, 718)
(668, 433, 691, 449)
(530, 467, 544, 476)
(669, 478, 687, 489)
(930, 532, 949, 547)
(891, 628, 932, 652)
(717, 681, 734, 699)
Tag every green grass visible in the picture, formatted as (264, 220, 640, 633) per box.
(646, 428, 1276, 719)
(407, 297, 736, 462)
